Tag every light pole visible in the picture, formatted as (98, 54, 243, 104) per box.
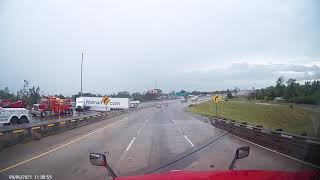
(80, 52, 83, 97)
(80, 52, 84, 115)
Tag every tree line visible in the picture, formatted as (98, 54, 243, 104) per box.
(255, 77, 320, 105)
(71, 90, 164, 102)
(2, 78, 318, 106)
(0, 80, 41, 107)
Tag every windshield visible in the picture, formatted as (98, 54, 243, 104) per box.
(0, 1, 319, 180)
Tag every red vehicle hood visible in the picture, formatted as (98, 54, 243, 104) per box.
(116, 170, 319, 180)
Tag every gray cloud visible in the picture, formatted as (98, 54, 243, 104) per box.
(0, 0, 319, 94)
(169, 62, 320, 90)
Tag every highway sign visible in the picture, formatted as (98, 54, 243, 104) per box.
(212, 95, 221, 116)
(212, 95, 221, 103)
(101, 96, 110, 106)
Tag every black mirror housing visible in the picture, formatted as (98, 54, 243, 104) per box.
(236, 146, 250, 159)
(90, 153, 107, 166)
(229, 146, 250, 170)
(89, 153, 118, 178)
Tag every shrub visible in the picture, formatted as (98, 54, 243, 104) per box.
(288, 94, 320, 105)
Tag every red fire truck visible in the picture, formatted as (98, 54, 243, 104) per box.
(31, 97, 73, 117)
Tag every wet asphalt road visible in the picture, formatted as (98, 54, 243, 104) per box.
(0, 101, 317, 180)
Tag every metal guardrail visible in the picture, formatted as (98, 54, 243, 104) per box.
(210, 117, 320, 166)
(0, 105, 155, 151)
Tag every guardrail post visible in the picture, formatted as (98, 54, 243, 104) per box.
(41, 123, 57, 137)
(0, 131, 10, 150)
(56, 121, 67, 133)
(30, 126, 42, 140)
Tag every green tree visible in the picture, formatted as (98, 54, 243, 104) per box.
(16, 80, 42, 106)
(115, 91, 131, 98)
(248, 87, 256, 100)
(255, 79, 320, 104)
(233, 87, 240, 96)
(275, 76, 286, 97)
(17, 80, 30, 100)
(28, 86, 41, 105)
(227, 89, 233, 99)
(0, 87, 16, 100)
(132, 92, 143, 101)
(56, 94, 65, 99)
(286, 79, 298, 99)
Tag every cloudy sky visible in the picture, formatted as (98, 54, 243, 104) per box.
(1, 0, 319, 95)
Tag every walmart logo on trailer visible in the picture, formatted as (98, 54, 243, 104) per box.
(85, 100, 102, 105)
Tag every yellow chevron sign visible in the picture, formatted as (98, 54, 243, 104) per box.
(101, 96, 110, 106)
(212, 95, 221, 103)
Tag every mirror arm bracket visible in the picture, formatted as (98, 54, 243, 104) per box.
(105, 163, 117, 178)
(228, 156, 237, 170)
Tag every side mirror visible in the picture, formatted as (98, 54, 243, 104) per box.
(236, 146, 250, 159)
(229, 146, 250, 170)
(90, 153, 107, 166)
(89, 153, 117, 178)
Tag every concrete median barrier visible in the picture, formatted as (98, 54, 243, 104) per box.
(210, 117, 320, 166)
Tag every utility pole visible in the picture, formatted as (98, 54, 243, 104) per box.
(155, 80, 157, 89)
(80, 52, 83, 97)
(80, 52, 85, 115)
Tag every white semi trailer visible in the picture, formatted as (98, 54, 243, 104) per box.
(76, 97, 131, 112)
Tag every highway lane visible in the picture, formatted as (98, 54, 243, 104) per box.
(0, 101, 317, 180)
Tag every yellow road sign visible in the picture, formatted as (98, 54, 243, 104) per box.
(212, 95, 221, 103)
(101, 96, 110, 106)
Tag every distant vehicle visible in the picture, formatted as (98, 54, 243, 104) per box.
(31, 97, 73, 117)
(180, 99, 187, 103)
(70, 102, 76, 110)
(190, 96, 198, 101)
(156, 104, 161, 108)
(76, 97, 131, 111)
(164, 103, 168, 106)
(274, 97, 285, 102)
(130, 101, 140, 108)
(0, 99, 30, 125)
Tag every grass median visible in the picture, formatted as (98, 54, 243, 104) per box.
(187, 101, 320, 138)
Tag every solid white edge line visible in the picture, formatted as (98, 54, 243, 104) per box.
(230, 134, 320, 169)
(126, 137, 136, 151)
(187, 114, 320, 169)
(184, 135, 194, 147)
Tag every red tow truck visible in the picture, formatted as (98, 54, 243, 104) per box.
(31, 96, 73, 117)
